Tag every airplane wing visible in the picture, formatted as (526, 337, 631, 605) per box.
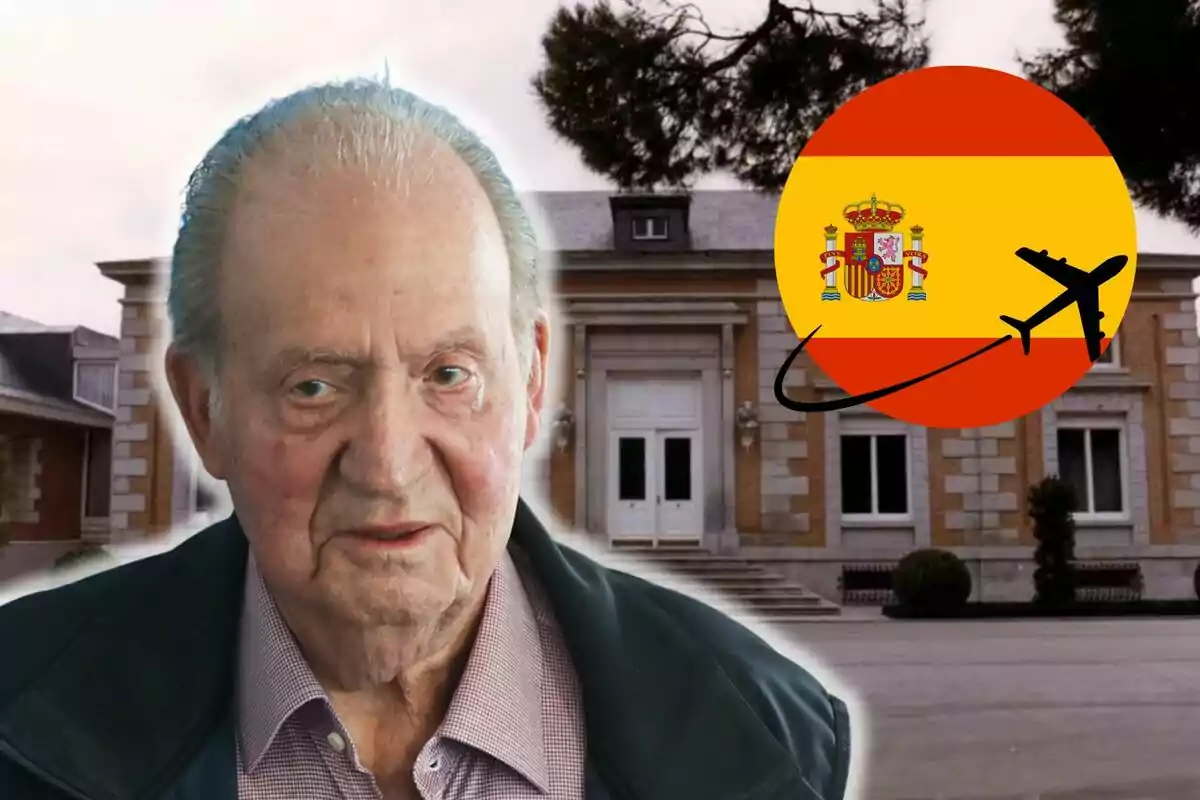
(1015, 247, 1088, 287)
(1074, 287, 1105, 361)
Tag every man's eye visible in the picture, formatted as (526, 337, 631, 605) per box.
(430, 366, 471, 387)
(291, 380, 336, 400)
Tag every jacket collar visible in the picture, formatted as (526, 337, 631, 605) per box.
(0, 504, 815, 800)
(508, 501, 822, 800)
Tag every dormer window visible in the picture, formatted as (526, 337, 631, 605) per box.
(73, 360, 118, 412)
(631, 215, 669, 241)
(610, 194, 690, 252)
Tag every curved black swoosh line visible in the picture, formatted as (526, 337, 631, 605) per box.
(774, 327, 1015, 412)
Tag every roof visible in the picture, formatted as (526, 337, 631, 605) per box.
(97, 190, 1200, 274)
(0, 311, 55, 333)
(524, 190, 781, 252)
(0, 384, 114, 428)
(0, 312, 118, 428)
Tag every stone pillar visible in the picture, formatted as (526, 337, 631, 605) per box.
(572, 324, 587, 531)
(98, 259, 177, 541)
(754, 280, 814, 545)
(1160, 282, 1200, 541)
(720, 323, 736, 551)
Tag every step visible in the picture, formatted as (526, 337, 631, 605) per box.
(725, 593, 824, 605)
(753, 609, 843, 620)
(749, 604, 842, 617)
(691, 575, 792, 587)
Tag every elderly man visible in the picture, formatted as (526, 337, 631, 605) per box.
(0, 79, 851, 800)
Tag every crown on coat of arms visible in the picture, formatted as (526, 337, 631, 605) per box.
(842, 194, 905, 231)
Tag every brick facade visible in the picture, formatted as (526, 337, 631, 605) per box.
(0, 414, 83, 541)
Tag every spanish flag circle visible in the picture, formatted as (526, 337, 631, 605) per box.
(774, 65, 1138, 429)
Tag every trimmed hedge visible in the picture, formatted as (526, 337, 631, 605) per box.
(892, 548, 972, 615)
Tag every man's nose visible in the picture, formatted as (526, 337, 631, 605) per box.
(337, 379, 431, 495)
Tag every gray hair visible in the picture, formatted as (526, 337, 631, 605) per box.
(168, 78, 542, 408)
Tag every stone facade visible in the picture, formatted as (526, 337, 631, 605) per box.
(98, 260, 194, 540)
(91, 218, 1200, 601)
(0, 435, 40, 527)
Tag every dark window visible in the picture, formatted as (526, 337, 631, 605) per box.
(617, 437, 647, 501)
(663, 437, 692, 501)
(840, 435, 872, 514)
(876, 435, 908, 514)
(83, 429, 112, 517)
(840, 432, 909, 515)
(1058, 426, 1124, 513)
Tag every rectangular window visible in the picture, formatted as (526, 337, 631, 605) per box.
(631, 215, 669, 240)
(73, 361, 118, 412)
(840, 430, 909, 518)
(1091, 334, 1120, 368)
(1056, 423, 1126, 516)
(662, 436, 692, 501)
(617, 436, 647, 501)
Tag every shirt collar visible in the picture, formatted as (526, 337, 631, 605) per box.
(439, 551, 549, 791)
(235, 549, 550, 791)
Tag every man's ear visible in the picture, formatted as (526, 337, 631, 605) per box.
(164, 344, 227, 480)
(524, 314, 550, 450)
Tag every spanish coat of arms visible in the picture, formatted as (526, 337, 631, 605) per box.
(819, 194, 930, 302)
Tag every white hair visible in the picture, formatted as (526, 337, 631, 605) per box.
(167, 78, 541, 412)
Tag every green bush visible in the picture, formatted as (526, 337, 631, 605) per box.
(893, 548, 973, 615)
(1029, 475, 1078, 607)
(53, 545, 114, 571)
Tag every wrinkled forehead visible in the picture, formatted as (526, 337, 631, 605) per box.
(215, 116, 512, 362)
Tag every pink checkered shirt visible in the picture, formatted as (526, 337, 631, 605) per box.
(235, 548, 587, 799)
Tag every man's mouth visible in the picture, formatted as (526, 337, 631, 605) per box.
(340, 524, 435, 548)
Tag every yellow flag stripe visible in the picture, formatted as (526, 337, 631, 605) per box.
(775, 156, 1137, 339)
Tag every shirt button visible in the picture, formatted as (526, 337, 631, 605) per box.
(428, 758, 441, 772)
(327, 731, 347, 753)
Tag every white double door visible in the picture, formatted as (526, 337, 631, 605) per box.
(608, 428, 702, 538)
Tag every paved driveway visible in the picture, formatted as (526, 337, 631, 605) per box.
(778, 616, 1200, 799)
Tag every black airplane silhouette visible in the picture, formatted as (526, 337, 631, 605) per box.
(998, 248, 1130, 363)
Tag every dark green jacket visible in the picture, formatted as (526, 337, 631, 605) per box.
(0, 501, 851, 800)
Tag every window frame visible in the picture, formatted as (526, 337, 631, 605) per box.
(1089, 332, 1121, 371)
(72, 360, 119, 414)
(838, 418, 913, 523)
(1055, 416, 1130, 523)
(631, 215, 669, 241)
(79, 428, 111, 526)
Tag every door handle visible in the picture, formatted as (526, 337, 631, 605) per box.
(656, 495, 661, 505)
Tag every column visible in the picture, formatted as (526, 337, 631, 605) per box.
(721, 324, 737, 548)
(907, 225, 927, 301)
(572, 324, 587, 531)
(822, 225, 841, 301)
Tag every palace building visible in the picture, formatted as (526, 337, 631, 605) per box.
(74, 190, 1200, 603)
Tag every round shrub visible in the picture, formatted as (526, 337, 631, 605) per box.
(53, 545, 115, 571)
(893, 548, 973, 616)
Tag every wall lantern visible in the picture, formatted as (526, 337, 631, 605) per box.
(735, 401, 760, 451)
(551, 403, 575, 453)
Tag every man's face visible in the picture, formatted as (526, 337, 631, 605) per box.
(175, 133, 547, 630)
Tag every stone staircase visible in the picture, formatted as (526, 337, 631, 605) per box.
(605, 543, 841, 619)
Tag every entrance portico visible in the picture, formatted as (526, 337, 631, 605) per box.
(566, 299, 747, 551)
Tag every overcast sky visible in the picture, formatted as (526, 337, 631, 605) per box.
(2, 0, 1198, 337)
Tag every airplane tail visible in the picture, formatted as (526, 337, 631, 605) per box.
(999, 315, 1032, 355)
